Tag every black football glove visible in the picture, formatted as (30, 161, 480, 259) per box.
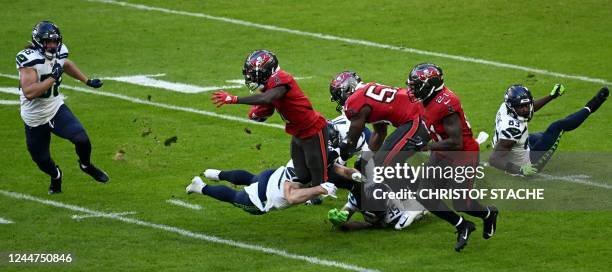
(50, 63, 63, 81)
(86, 78, 103, 88)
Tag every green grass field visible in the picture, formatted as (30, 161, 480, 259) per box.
(1, 1, 610, 271)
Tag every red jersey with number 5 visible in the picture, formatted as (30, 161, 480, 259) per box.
(263, 69, 327, 139)
(423, 87, 479, 152)
(344, 82, 423, 127)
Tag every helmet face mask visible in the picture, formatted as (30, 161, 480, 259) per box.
(504, 85, 534, 122)
(406, 63, 444, 102)
(32, 21, 62, 60)
(329, 71, 362, 112)
(242, 50, 279, 93)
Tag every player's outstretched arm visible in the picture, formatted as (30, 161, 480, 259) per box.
(284, 182, 336, 204)
(534, 84, 565, 112)
(212, 86, 288, 107)
(63, 59, 103, 88)
(19, 67, 57, 100)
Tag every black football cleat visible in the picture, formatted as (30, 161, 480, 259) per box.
(482, 206, 499, 239)
(48, 166, 63, 195)
(455, 219, 476, 252)
(585, 87, 609, 113)
(79, 160, 109, 183)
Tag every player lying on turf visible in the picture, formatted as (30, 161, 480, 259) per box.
(186, 166, 336, 215)
(489, 84, 608, 176)
(327, 178, 427, 231)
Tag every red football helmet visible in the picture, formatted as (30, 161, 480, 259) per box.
(242, 50, 279, 92)
(406, 63, 444, 102)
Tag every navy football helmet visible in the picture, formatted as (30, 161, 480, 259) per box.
(242, 50, 279, 92)
(329, 71, 362, 112)
(32, 21, 62, 59)
(504, 84, 534, 122)
(406, 63, 444, 102)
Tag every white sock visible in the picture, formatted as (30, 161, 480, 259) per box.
(204, 169, 221, 181)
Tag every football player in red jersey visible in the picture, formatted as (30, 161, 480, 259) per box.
(407, 63, 498, 252)
(330, 71, 429, 167)
(212, 50, 328, 186)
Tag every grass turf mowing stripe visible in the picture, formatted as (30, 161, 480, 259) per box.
(0, 190, 380, 272)
(87, 0, 611, 85)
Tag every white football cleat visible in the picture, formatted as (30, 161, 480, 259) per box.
(186, 176, 206, 194)
(203, 169, 221, 181)
(394, 211, 422, 230)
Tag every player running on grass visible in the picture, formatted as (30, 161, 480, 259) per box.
(489, 84, 608, 175)
(406, 63, 497, 252)
(212, 50, 329, 187)
(16, 21, 108, 194)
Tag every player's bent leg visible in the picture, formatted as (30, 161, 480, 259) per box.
(301, 128, 329, 186)
(51, 105, 109, 183)
(290, 136, 310, 184)
(25, 123, 62, 194)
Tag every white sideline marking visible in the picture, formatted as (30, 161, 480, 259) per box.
(101, 74, 243, 93)
(0, 100, 20, 105)
(166, 199, 202, 210)
(0, 73, 284, 130)
(72, 211, 138, 220)
(0, 190, 379, 272)
(88, 0, 611, 85)
(0, 87, 20, 95)
(535, 173, 612, 189)
(0, 217, 14, 224)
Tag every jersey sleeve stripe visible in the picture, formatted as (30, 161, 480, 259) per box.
(19, 58, 45, 68)
(58, 53, 69, 59)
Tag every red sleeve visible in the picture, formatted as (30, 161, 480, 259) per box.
(344, 94, 364, 120)
(265, 70, 293, 90)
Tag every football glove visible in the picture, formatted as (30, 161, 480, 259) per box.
(50, 62, 63, 81)
(550, 84, 565, 98)
(86, 78, 103, 88)
(320, 182, 337, 198)
(520, 164, 538, 176)
(212, 91, 238, 107)
(328, 208, 349, 226)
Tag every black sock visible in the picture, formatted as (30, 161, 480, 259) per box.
(73, 132, 92, 166)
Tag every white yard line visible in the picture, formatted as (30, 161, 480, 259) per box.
(0, 87, 20, 95)
(535, 173, 612, 189)
(87, 0, 610, 85)
(0, 217, 14, 224)
(101, 74, 243, 93)
(72, 211, 138, 220)
(0, 100, 20, 105)
(0, 190, 378, 272)
(166, 199, 202, 210)
(0, 73, 284, 130)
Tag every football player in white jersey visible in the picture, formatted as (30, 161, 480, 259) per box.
(186, 166, 336, 215)
(489, 84, 608, 176)
(16, 21, 108, 194)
